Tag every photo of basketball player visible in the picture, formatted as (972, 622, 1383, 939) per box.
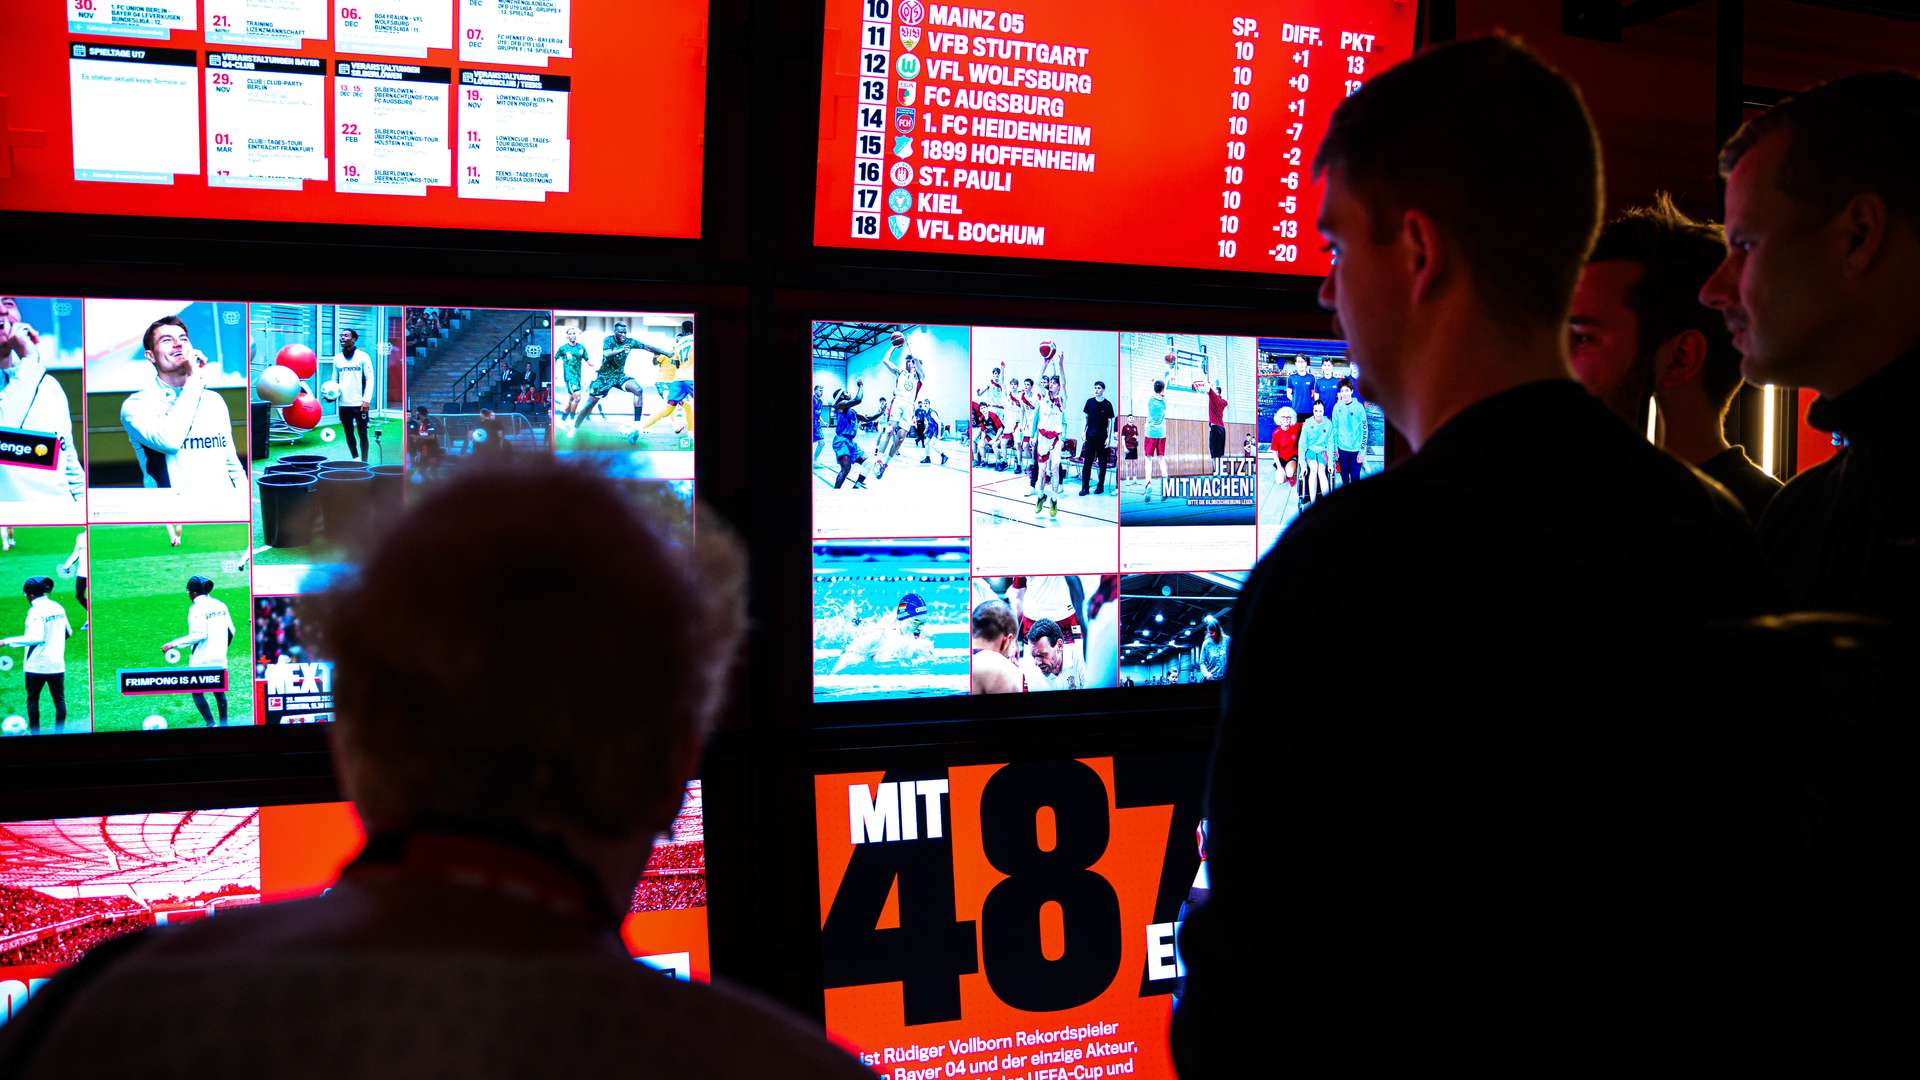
(813, 539, 969, 701)
(84, 300, 250, 525)
(0, 296, 86, 525)
(1118, 572, 1243, 685)
(811, 323, 970, 541)
(553, 310, 692, 480)
(1118, 334, 1257, 573)
(968, 574, 1119, 693)
(968, 329, 1120, 577)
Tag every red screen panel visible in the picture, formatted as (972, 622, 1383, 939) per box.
(814, 0, 1417, 272)
(0, 2, 707, 238)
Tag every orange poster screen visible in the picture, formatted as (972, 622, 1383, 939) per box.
(815, 754, 1205, 1079)
(0, 2, 707, 238)
(814, 0, 1416, 273)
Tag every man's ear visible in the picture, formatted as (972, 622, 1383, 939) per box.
(1654, 328, 1708, 392)
(1837, 191, 1889, 279)
(1402, 208, 1447, 305)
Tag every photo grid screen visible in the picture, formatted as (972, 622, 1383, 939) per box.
(811, 323, 1383, 701)
(0, 781, 712, 1023)
(815, 0, 1415, 272)
(0, 296, 693, 737)
(0, 2, 708, 238)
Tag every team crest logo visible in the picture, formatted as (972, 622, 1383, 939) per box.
(897, 83, 917, 107)
(887, 187, 912, 213)
(894, 135, 913, 158)
(894, 106, 916, 133)
(888, 214, 910, 239)
(897, 0, 925, 27)
(899, 26, 922, 51)
(895, 54, 920, 79)
(889, 161, 914, 185)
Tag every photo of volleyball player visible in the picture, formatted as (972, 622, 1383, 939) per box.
(1118, 334, 1257, 573)
(84, 299, 251, 525)
(967, 329, 1121, 577)
(1118, 572, 1243, 686)
(553, 311, 692, 480)
(811, 323, 970, 541)
(0, 296, 86, 526)
(968, 574, 1119, 694)
(0, 526, 91, 736)
(812, 539, 969, 701)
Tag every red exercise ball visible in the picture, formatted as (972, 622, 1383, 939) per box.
(282, 391, 322, 430)
(276, 343, 318, 379)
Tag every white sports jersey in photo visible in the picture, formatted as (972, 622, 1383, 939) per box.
(120, 373, 247, 493)
(335, 349, 376, 408)
(978, 380, 1004, 410)
(1022, 646, 1086, 692)
(69, 533, 89, 578)
(0, 360, 87, 518)
(1038, 396, 1065, 436)
(1020, 576, 1076, 623)
(172, 595, 236, 668)
(13, 596, 72, 675)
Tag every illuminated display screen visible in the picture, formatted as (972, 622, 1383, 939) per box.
(0, 295, 692, 736)
(810, 322, 1381, 702)
(0, 2, 708, 238)
(816, 752, 1205, 1079)
(0, 782, 710, 1021)
(814, 0, 1416, 272)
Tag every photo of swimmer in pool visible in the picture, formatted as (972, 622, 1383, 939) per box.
(812, 538, 969, 701)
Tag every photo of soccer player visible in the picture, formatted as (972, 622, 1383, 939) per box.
(0, 296, 86, 525)
(1255, 340, 1384, 558)
(968, 328, 1120, 577)
(813, 538, 969, 701)
(0, 809, 261, 979)
(248, 303, 406, 595)
(552, 310, 693, 480)
(403, 307, 552, 481)
(0, 526, 91, 736)
(87, 523, 251, 732)
(811, 323, 970, 541)
(83, 300, 250, 525)
(968, 574, 1119, 694)
(1118, 333, 1257, 572)
(1118, 572, 1244, 686)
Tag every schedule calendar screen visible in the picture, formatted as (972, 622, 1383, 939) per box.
(814, 1, 1417, 272)
(0, 2, 708, 237)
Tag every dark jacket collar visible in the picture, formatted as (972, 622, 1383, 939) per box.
(1805, 349, 1920, 445)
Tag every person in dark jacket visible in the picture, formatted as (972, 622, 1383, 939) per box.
(1569, 194, 1781, 520)
(1173, 36, 1779, 1075)
(1701, 72, 1920, 619)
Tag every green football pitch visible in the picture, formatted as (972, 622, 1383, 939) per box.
(89, 524, 252, 732)
(0, 526, 89, 734)
(555, 419, 693, 455)
(250, 417, 402, 567)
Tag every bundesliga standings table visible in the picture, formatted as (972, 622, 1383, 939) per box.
(816, 0, 1416, 274)
(0, 2, 707, 237)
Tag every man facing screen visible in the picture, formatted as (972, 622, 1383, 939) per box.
(0, 460, 871, 1080)
(1175, 36, 1778, 1072)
